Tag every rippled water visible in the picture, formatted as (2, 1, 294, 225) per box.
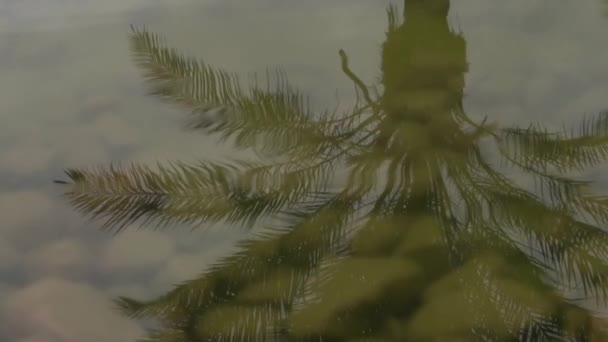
(2, 1, 608, 341)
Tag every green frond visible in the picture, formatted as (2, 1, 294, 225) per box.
(498, 112, 608, 172)
(386, 4, 402, 35)
(476, 285, 597, 341)
(129, 26, 344, 158)
(289, 256, 426, 337)
(194, 304, 287, 340)
(481, 187, 608, 304)
(56, 160, 336, 233)
(526, 170, 608, 225)
(112, 193, 360, 334)
(129, 25, 242, 110)
(443, 164, 608, 309)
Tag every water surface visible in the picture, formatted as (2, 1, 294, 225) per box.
(2, 1, 608, 341)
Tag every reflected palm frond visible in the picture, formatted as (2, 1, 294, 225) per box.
(58, 159, 340, 233)
(499, 113, 608, 172)
(131, 26, 353, 161)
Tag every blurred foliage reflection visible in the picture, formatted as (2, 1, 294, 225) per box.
(56, 1, 608, 340)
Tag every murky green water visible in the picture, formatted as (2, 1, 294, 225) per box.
(3, 1, 608, 341)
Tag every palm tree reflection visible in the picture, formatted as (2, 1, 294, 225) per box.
(56, 1, 608, 340)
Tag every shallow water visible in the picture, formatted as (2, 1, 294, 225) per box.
(2, 1, 608, 341)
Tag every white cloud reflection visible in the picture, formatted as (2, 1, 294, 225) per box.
(101, 229, 176, 274)
(0, 0, 208, 32)
(2, 277, 143, 342)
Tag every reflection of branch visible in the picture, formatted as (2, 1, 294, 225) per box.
(460, 113, 498, 139)
(338, 49, 381, 119)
